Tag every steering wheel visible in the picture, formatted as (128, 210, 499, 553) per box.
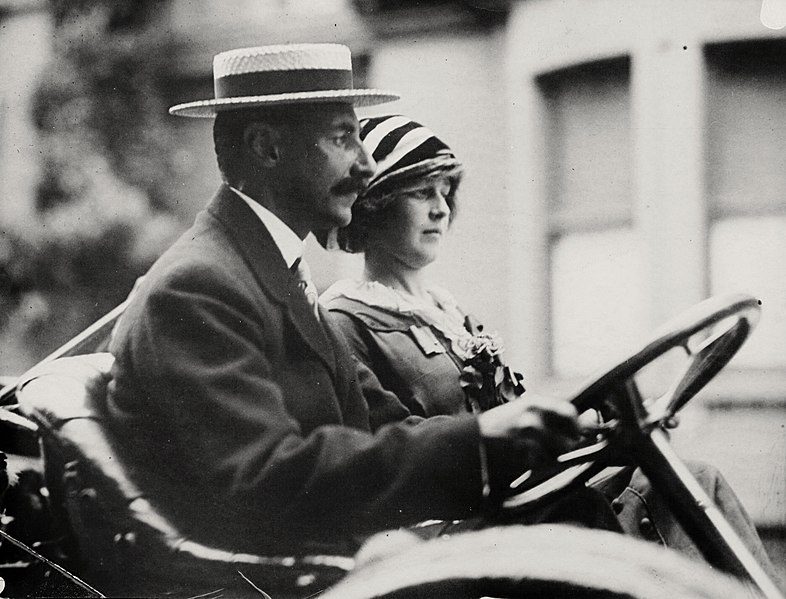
(502, 293, 761, 511)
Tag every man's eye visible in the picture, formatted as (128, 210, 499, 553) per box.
(332, 133, 350, 146)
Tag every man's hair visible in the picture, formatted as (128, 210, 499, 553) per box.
(213, 106, 297, 186)
(337, 165, 463, 253)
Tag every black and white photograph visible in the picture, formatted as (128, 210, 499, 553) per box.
(0, 0, 784, 597)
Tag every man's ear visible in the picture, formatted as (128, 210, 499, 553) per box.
(244, 122, 283, 168)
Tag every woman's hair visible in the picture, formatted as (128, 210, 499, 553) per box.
(337, 115, 464, 253)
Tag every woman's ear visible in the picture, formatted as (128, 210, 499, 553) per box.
(244, 122, 283, 168)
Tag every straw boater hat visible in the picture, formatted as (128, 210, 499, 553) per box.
(169, 43, 400, 118)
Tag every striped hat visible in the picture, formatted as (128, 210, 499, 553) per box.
(359, 115, 461, 197)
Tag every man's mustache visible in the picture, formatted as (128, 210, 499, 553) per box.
(331, 177, 369, 196)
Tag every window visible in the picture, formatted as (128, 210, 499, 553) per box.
(706, 40, 786, 369)
(538, 57, 645, 377)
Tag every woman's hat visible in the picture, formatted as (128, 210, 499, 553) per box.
(169, 44, 400, 118)
(359, 115, 462, 197)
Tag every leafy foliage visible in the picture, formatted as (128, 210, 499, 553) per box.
(1, 0, 181, 368)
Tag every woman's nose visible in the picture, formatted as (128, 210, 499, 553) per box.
(429, 191, 450, 219)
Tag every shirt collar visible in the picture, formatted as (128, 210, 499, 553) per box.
(230, 186, 305, 269)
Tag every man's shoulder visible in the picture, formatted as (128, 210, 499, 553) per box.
(115, 217, 274, 333)
(147, 200, 272, 285)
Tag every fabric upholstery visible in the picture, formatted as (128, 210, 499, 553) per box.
(16, 354, 353, 597)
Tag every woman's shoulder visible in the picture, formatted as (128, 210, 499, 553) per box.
(320, 279, 414, 331)
(321, 279, 398, 311)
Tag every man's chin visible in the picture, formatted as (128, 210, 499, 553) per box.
(314, 213, 351, 240)
(332, 201, 356, 227)
(314, 204, 352, 248)
(317, 194, 355, 229)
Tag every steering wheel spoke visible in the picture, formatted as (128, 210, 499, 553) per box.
(662, 316, 752, 417)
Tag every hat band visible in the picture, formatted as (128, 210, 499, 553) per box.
(215, 69, 354, 99)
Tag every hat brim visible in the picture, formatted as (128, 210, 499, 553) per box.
(365, 155, 463, 197)
(169, 88, 400, 118)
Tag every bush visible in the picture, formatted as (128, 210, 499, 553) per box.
(0, 0, 181, 369)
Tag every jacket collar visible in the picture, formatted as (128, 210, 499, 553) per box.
(206, 185, 336, 377)
(228, 186, 304, 269)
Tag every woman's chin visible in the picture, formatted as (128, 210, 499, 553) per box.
(411, 252, 439, 270)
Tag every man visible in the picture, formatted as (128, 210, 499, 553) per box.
(106, 44, 588, 560)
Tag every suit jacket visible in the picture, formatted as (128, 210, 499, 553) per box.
(107, 185, 486, 554)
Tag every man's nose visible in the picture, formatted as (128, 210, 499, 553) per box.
(351, 139, 376, 180)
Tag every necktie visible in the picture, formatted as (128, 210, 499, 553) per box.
(292, 258, 320, 320)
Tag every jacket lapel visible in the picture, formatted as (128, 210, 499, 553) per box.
(206, 186, 337, 378)
(320, 306, 354, 408)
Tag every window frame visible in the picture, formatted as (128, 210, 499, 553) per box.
(515, 45, 786, 406)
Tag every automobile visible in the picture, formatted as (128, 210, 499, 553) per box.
(0, 293, 782, 598)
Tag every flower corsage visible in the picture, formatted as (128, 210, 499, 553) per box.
(456, 317, 526, 413)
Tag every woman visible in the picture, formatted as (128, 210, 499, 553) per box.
(321, 115, 778, 578)
(322, 115, 524, 418)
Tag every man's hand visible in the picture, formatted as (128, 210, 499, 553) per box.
(477, 394, 580, 470)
